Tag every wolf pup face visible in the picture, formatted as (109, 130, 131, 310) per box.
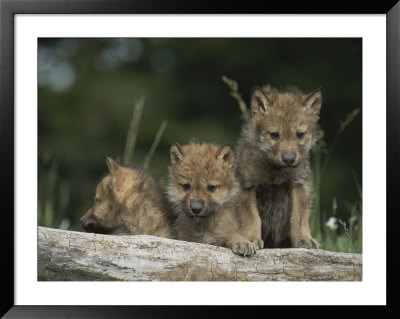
(250, 86, 322, 168)
(80, 157, 174, 238)
(80, 157, 133, 234)
(168, 143, 237, 218)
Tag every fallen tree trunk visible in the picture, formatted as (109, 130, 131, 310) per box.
(38, 226, 362, 281)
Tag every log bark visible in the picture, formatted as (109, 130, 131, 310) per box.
(38, 226, 362, 281)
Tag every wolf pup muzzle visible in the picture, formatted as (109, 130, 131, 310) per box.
(189, 199, 205, 214)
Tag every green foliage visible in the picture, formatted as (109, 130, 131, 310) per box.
(320, 108, 361, 179)
(310, 111, 362, 253)
(38, 154, 71, 230)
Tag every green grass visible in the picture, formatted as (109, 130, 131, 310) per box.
(309, 110, 362, 253)
(38, 153, 71, 230)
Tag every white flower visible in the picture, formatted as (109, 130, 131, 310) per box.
(325, 216, 338, 231)
(349, 215, 358, 225)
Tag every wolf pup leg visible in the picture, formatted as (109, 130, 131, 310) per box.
(239, 188, 263, 250)
(290, 183, 320, 249)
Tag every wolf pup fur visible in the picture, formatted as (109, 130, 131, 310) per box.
(80, 157, 173, 238)
(167, 142, 256, 256)
(236, 86, 321, 249)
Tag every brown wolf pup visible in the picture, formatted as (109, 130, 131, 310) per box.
(167, 142, 256, 256)
(236, 86, 321, 249)
(80, 157, 173, 238)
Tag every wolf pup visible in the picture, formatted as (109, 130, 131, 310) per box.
(236, 86, 321, 249)
(167, 142, 256, 256)
(80, 157, 173, 238)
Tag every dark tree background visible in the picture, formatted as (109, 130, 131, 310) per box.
(38, 38, 361, 247)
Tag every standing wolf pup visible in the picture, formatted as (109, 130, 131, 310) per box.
(167, 142, 256, 256)
(80, 157, 173, 238)
(236, 86, 321, 249)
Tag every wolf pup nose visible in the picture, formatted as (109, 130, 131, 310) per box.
(189, 199, 205, 215)
(281, 151, 296, 166)
(79, 215, 90, 228)
(80, 218, 97, 233)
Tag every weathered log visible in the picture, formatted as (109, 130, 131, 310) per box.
(38, 226, 362, 281)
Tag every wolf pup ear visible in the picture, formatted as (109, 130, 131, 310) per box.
(251, 86, 271, 115)
(216, 144, 234, 167)
(106, 157, 120, 174)
(170, 143, 184, 165)
(303, 88, 322, 114)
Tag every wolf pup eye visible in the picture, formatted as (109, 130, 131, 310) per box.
(269, 131, 280, 140)
(95, 198, 100, 203)
(296, 131, 305, 139)
(207, 185, 217, 192)
(182, 183, 191, 191)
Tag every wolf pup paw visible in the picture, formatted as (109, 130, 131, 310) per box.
(310, 238, 320, 249)
(292, 237, 320, 249)
(231, 239, 256, 257)
(250, 238, 264, 250)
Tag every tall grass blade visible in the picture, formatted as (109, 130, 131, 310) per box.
(320, 108, 360, 179)
(123, 95, 145, 165)
(352, 170, 362, 199)
(221, 75, 249, 121)
(143, 120, 168, 169)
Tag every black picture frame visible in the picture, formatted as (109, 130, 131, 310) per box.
(1, 0, 398, 317)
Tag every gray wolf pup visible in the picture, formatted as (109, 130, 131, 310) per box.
(167, 142, 256, 256)
(80, 157, 173, 238)
(236, 86, 321, 249)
